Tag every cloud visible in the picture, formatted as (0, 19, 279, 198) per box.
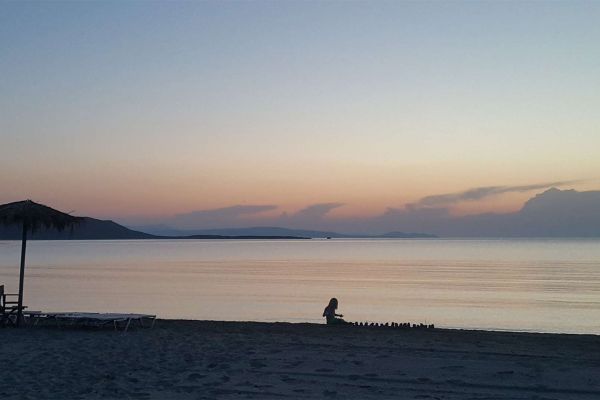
(165, 203, 345, 229)
(135, 182, 595, 236)
(409, 180, 581, 208)
(292, 203, 344, 219)
(175, 204, 277, 218)
(313, 187, 600, 236)
(274, 203, 344, 229)
(170, 204, 278, 228)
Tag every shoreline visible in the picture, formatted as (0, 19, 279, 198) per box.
(164, 318, 600, 337)
(3, 319, 600, 399)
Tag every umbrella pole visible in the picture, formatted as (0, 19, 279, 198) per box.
(16, 222, 27, 328)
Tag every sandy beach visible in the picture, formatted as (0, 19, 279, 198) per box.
(1, 320, 599, 399)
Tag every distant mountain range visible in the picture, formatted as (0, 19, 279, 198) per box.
(137, 188, 600, 238)
(0, 217, 155, 240)
(0, 218, 436, 240)
(0, 218, 310, 240)
(129, 188, 600, 238)
(2, 188, 598, 239)
(129, 225, 437, 239)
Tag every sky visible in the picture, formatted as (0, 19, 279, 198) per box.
(1, 1, 599, 229)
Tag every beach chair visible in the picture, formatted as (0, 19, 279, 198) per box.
(0, 285, 22, 327)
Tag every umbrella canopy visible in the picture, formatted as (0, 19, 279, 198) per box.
(0, 200, 82, 326)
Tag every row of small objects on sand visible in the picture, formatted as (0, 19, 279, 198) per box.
(352, 322, 435, 329)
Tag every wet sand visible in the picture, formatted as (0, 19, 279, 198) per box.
(2, 320, 599, 399)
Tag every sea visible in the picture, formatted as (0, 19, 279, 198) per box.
(1, 238, 599, 334)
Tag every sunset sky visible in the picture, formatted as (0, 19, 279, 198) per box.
(1, 2, 599, 226)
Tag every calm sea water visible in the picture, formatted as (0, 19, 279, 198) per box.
(1, 239, 599, 334)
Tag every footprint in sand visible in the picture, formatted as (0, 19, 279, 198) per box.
(496, 370, 514, 375)
(440, 365, 465, 371)
(186, 373, 206, 382)
(129, 392, 151, 398)
(250, 359, 267, 368)
(283, 360, 304, 369)
(254, 384, 274, 389)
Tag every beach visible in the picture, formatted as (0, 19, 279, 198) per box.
(2, 320, 599, 399)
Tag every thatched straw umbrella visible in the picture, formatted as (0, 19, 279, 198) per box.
(0, 200, 82, 327)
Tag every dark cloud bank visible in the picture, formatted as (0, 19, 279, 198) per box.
(379, 188, 600, 237)
(408, 180, 581, 208)
(137, 187, 600, 237)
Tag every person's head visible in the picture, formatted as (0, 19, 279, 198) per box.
(328, 298, 338, 309)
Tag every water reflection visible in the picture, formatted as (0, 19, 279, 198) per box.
(1, 239, 599, 333)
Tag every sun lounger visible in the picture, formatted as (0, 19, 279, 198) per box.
(41, 312, 156, 332)
(0, 285, 24, 327)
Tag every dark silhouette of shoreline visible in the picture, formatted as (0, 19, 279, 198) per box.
(0, 217, 436, 240)
(0, 217, 311, 240)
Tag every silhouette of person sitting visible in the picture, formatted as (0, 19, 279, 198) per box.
(323, 297, 347, 325)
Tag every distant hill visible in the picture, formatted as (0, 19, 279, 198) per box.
(131, 225, 437, 239)
(0, 217, 434, 240)
(9, 188, 596, 238)
(131, 226, 344, 238)
(0, 217, 155, 240)
(0, 218, 308, 240)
